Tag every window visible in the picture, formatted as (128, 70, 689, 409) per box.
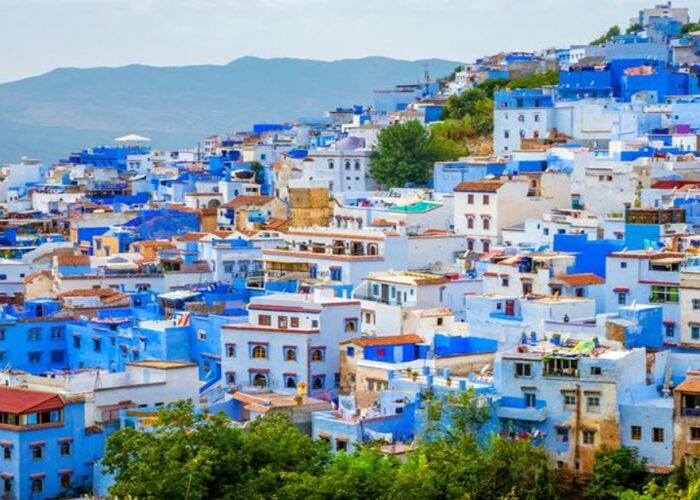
(652, 427, 664, 443)
(501, 277, 509, 287)
(0, 328, 4, 341)
(586, 395, 601, 412)
(690, 427, 700, 442)
(694, 299, 700, 311)
(618, 293, 627, 305)
(336, 438, 348, 452)
(631, 425, 642, 441)
(31, 478, 43, 494)
(345, 161, 351, 170)
(226, 372, 236, 384)
(534, 114, 540, 122)
(328, 160, 334, 170)
(93, 338, 101, 352)
(226, 344, 236, 358)
(563, 393, 576, 408)
(197, 329, 207, 341)
(483, 195, 490, 205)
(311, 348, 325, 362)
(354, 161, 361, 170)
(51, 350, 64, 363)
(251, 345, 267, 359)
(290, 317, 299, 328)
(665, 323, 675, 338)
(467, 218, 474, 229)
(467, 194, 474, 204)
(27, 327, 41, 341)
(556, 427, 569, 443)
(344, 319, 357, 333)
(285, 376, 297, 388)
(4, 478, 12, 494)
(59, 441, 71, 456)
(590, 366, 602, 376)
(620, 262, 628, 269)
(28, 352, 41, 364)
(504, 130, 510, 139)
(285, 347, 297, 361)
(514, 363, 532, 378)
(311, 319, 319, 328)
(60, 474, 71, 490)
(312, 376, 324, 390)
(73, 336, 81, 349)
(278, 316, 288, 329)
(692, 325, 700, 340)
(347, 346, 355, 357)
(650, 285, 679, 304)
(3, 447, 10, 460)
(483, 218, 490, 231)
(31, 445, 43, 460)
(50, 326, 64, 339)
(258, 315, 271, 326)
(582, 430, 595, 445)
(525, 393, 537, 408)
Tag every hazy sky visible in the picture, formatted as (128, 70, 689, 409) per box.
(0, 0, 690, 83)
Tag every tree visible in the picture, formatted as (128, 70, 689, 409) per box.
(681, 21, 700, 34)
(249, 160, 265, 185)
(626, 22, 643, 35)
(102, 402, 331, 500)
(591, 25, 621, 45)
(584, 446, 649, 499)
(369, 121, 442, 188)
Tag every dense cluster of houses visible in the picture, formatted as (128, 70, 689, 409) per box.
(1, 2, 700, 498)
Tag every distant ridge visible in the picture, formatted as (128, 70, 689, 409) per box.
(0, 56, 462, 163)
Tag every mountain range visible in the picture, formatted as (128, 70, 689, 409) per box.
(0, 56, 462, 164)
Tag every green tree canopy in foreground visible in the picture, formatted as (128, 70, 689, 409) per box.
(369, 120, 446, 188)
(103, 400, 700, 500)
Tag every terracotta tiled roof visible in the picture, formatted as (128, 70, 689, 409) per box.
(651, 180, 700, 190)
(371, 219, 395, 227)
(221, 195, 275, 209)
(23, 269, 51, 284)
(211, 230, 233, 238)
(56, 255, 90, 266)
(265, 218, 288, 230)
(675, 378, 700, 394)
(174, 232, 208, 242)
(57, 288, 117, 299)
(0, 387, 64, 414)
(454, 180, 505, 193)
(350, 334, 424, 347)
(550, 273, 605, 287)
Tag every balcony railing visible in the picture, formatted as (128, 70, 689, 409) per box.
(682, 407, 700, 417)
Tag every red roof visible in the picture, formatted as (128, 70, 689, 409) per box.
(550, 273, 605, 287)
(220, 195, 275, 209)
(651, 180, 700, 190)
(0, 387, 64, 414)
(350, 334, 424, 347)
(454, 180, 505, 193)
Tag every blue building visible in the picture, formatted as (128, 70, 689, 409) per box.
(0, 387, 104, 499)
(433, 158, 507, 193)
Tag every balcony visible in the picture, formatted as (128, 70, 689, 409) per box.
(682, 407, 700, 417)
(497, 398, 547, 422)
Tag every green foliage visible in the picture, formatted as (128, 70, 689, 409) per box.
(626, 23, 643, 35)
(369, 121, 444, 188)
(584, 446, 649, 499)
(507, 70, 559, 90)
(591, 25, 622, 45)
(106, 399, 700, 500)
(681, 21, 700, 34)
(249, 160, 265, 185)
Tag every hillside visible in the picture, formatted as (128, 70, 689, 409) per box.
(0, 56, 461, 163)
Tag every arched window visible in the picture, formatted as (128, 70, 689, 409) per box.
(312, 377, 324, 390)
(252, 345, 267, 359)
(344, 320, 356, 333)
(253, 373, 267, 388)
(354, 161, 361, 170)
(345, 161, 351, 170)
(328, 160, 335, 170)
(312, 349, 324, 362)
(367, 243, 379, 255)
(285, 348, 296, 361)
(286, 377, 297, 389)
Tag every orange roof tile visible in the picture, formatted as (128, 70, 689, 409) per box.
(350, 334, 424, 347)
(56, 255, 90, 266)
(221, 195, 276, 209)
(675, 378, 700, 393)
(550, 273, 605, 287)
(454, 180, 505, 193)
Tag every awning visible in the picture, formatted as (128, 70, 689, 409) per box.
(613, 287, 629, 292)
